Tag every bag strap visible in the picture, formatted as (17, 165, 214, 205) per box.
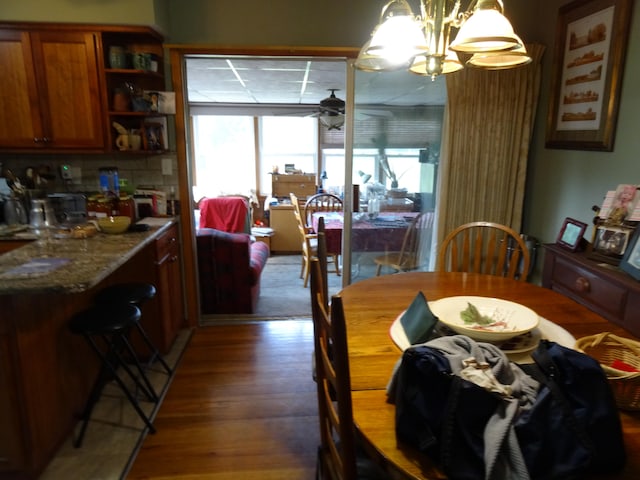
(439, 374, 462, 469)
(529, 341, 594, 453)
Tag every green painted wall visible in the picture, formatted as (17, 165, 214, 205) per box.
(2, 0, 639, 253)
(0, 0, 169, 35)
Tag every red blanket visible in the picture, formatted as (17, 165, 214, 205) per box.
(199, 197, 249, 233)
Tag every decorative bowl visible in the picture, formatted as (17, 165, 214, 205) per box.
(429, 295, 540, 343)
(97, 216, 131, 234)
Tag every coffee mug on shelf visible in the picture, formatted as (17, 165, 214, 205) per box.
(108, 46, 126, 69)
(131, 52, 148, 70)
(129, 133, 142, 151)
(115, 134, 129, 151)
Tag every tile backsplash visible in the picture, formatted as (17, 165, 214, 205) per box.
(0, 152, 179, 199)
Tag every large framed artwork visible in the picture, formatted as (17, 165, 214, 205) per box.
(545, 0, 633, 151)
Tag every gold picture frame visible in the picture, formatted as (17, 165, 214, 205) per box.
(545, 0, 633, 151)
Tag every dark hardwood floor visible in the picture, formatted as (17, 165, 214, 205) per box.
(127, 319, 319, 479)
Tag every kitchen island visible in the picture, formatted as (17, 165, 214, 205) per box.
(0, 218, 183, 479)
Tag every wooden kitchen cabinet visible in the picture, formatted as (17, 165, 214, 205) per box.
(542, 243, 640, 337)
(153, 223, 184, 353)
(0, 26, 105, 151)
(0, 222, 180, 478)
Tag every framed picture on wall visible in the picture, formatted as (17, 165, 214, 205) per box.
(620, 228, 640, 280)
(545, 0, 634, 151)
(556, 217, 588, 251)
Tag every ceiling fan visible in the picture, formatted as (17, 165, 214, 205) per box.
(318, 89, 346, 130)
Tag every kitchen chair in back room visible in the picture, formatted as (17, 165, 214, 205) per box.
(373, 211, 435, 276)
(291, 192, 318, 288)
(437, 221, 531, 281)
(309, 259, 389, 480)
(304, 193, 343, 227)
(304, 193, 342, 277)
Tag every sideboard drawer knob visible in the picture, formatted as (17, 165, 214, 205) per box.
(575, 276, 590, 292)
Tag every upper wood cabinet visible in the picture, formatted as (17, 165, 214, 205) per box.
(0, 27, 105, 151)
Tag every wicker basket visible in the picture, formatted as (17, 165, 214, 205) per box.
(576, 332, 640, 411)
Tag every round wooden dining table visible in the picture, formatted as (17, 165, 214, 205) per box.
(338, 271, 640, 480)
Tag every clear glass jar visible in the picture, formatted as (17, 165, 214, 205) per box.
(367, 196, 380, 219)
(117, 194, 135, 221)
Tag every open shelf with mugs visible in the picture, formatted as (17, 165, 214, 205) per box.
(100, 26, 170, 153)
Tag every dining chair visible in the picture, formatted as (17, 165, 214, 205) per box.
(309, 259, 389, 480)
(291, 193, 318, 288)
(373, 211, 435, 276)
(437, 221, 531, 281)
(304, 193, 343, 227)
(304, 193, 343, 277)
(316, 216, 329, 309)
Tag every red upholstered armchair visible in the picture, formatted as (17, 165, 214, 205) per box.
(198, 196, 251, 233)
(196, 228, 269, 314)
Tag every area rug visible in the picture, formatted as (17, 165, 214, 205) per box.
(201, 254, 344, 322)
(39, 328, 192, 480)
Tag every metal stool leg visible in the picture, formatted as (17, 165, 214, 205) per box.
(74, 331, 158, 448)
(133, 322, 173, 375)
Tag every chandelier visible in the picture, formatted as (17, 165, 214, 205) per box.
(356, 0, 531, 78)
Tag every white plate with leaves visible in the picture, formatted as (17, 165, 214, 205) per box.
(429, 296, 540, 343)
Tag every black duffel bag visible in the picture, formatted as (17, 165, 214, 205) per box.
(391, 337, 626, 480)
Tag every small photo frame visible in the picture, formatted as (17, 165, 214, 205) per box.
(142, 122, 165, 151)
(589, 225, 632, 264)
(556, 217, 588, 251)
(620, 228, 640, 280)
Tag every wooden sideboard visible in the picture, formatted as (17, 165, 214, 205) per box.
(542, 243, 640, 337)
(271, 174, 316, 202)
(269, 204, 300, 253)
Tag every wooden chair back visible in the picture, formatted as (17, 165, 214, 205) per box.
(310, 259, 357, 480)
(304, 193, 343, 230)
(291, 193, 310, 237)
(291, 193, 318, 287)
(437, 221, 531, 281)
(396, 211, 435, 267)
(316, 216, 329, 309)
(374, 211, 435, 275)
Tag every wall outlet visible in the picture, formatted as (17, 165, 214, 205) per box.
(60, 164, 72, 180)
(162, 158, 172, 175)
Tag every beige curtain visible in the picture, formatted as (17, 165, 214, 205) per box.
(435, 44, 545, 250)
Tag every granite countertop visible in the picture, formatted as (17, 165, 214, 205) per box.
(0, 218, 175, 295)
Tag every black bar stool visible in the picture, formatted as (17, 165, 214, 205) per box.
(94, 282, 172, 375)
(69, 303, 159, 448)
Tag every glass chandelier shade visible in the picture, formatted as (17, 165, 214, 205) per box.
(467, 36, 532, 69)
(448, 7, 521, 53)
(367, 13, 426, 63)
(356, 0, 530, 77)
(409, 49, 463, 77)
